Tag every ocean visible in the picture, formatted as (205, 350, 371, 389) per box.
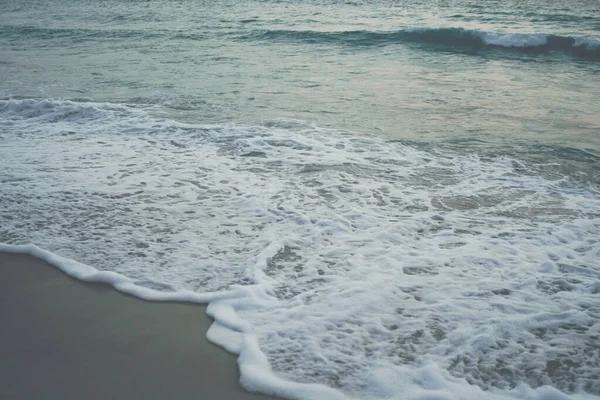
(1, 0, 599, 399)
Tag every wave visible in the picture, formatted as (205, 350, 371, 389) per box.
(245, 27, 600, 58)
(5, 23, 599, 59)
(0, 243, 346, 400)
(2, 98, 600, 399)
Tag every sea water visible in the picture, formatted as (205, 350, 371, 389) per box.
(1, 0, 599, 399)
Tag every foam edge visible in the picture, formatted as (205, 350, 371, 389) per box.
(0, 243, 348, 400)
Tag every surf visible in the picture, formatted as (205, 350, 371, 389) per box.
(2, 98, 600, 399)
(242, 27, 600, 59)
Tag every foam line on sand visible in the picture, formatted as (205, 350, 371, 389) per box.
(0, 249, 280, 400)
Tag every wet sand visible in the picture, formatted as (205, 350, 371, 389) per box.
(0, 251, 280, 400)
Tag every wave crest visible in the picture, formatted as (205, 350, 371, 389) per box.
(247, 27, 600, 58)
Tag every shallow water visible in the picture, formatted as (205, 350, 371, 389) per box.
(1, 0, 599, 399)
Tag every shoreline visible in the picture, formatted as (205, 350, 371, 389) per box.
(0, 250, 280, 400)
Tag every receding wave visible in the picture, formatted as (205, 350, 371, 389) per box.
(244, 27, 600, 58)
(2, 98, 600, 399)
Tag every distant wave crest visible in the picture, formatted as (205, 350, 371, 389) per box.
(247, 27, 600, 58)
(4, 23, 599, 58)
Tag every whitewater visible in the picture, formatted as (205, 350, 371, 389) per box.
(246, 27, 600, 57)
(1, 98, 599, 400)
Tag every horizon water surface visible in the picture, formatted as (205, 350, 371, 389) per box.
(1, 0, 599, 399)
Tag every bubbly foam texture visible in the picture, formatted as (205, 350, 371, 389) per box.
(406, 27, 600, 52)
(1, 98, 599, 400)
(478, 31, 549, 47)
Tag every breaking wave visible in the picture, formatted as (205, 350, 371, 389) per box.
(5, 22, 599, 59)
(245, 27, 600, 58)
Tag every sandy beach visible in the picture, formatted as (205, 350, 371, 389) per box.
(0, 251, 280, 400)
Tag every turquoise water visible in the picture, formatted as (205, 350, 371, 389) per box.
(1, 1, 600, 399)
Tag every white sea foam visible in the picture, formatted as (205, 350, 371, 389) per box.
(477, 31, 600, 50)
(573, 37, 600, 51)
(0, 243, 343, 400)
(1, 98, 599, 400)
(478, 32, 549, 48)
(403, 27, 600, 51)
